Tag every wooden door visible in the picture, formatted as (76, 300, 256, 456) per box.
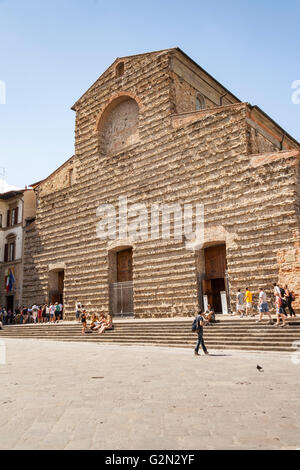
(117, 249, 133, 282)
(204, 245, 226, 279)
(58, 271, 64, 294)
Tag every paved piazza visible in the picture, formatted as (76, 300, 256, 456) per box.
(0, 338, 299, 450)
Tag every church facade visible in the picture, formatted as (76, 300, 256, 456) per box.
(22, 48, 300, 318)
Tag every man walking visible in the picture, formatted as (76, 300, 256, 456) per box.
(256, 288, 274, 324)
(194, 309, 209, 356)
(236, 289, 245, 317)
(245, 287, 253, 317)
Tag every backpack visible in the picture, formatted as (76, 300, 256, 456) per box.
(280, 287, 285, 298)
(192, 317, 198, 332)
(192, 316, 201, 332)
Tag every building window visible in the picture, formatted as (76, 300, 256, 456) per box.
(196, 94, 205, 111)
(115, 62, 125, 78)
(6, 207, 19, 227)
(9, 242, 15, 261)
(11, 207, 19, 226)
(4, 242, 15, 261)
(7, 209, 10, 227)
(4, 243, 8, 262)
(4, 235, 16, 262)
(0, 214, 2, 227)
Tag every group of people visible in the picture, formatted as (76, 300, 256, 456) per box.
(235, 284, 296, 327)
(75, 301, 113, 335)
(193, 283, 297, 355)
(0, 303, 64, 328)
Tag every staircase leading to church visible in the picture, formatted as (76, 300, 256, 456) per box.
(1, 318, 300, 352)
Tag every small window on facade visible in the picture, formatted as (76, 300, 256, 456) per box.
(115, 62, 125, 78)
(7, 209, 11, 227)
(196, 94, 205, 111)
(4, 243, 8, 262)
(0, 214, 2, 227)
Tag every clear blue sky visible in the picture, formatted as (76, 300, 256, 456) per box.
(0, 0, 299, 188)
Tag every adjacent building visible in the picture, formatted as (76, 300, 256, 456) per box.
(22, 48, 300, 318)
(0, 188, 36, 310)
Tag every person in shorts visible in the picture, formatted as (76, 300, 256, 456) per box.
(49, 303, 55, 323)
(75, 301, 82, 322)
(245, 288, 254, 317)
(274, 292, 287, 327)
(81, 310, 87, 334)
(236, 289, 245, 317)
(256, 288, 274, 324)
(54, 302, 60, 322)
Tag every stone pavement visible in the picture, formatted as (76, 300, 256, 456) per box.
(0, 338, 299, 450)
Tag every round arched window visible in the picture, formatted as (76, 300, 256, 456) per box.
(115, 62, 125, 78)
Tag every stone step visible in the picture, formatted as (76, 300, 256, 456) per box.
(1, 328, 299, 337)
(1, 320, 299, 353)
(0, 335, 293, 352)
(0, 332, 297, 346)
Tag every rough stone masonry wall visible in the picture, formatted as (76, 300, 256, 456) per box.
(22, 50, 300, 317)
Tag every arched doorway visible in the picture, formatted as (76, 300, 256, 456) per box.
(48, 269, 64, 309)
(196, 244, 229, 313)
(109, 247, 134, 316)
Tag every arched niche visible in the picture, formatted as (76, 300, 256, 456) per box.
(97, 96, 140, 155)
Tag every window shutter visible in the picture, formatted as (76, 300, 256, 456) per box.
(11, 243, 15, 261)
(4, 244, 8, 262)
(7, 210, 11, 227)
(14, 207, 19, 225)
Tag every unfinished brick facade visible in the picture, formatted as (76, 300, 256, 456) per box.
(22, 48, 300, 318)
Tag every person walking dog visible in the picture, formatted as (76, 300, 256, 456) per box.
(192, 309, 209, 356)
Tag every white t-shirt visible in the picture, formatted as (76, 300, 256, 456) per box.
(259, 291, 267, 303)
(236, 292, 244, 305)
(274, 286, 281, 296)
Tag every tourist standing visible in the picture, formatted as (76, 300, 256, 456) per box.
(49, 303, 55, 323)
(54, 303, 60, 323)
(81, 310, 87, 334)
(37, 306, 42, 323)
(41, 304, 47, 323)
(46, 304, 50, 323)
(75, 301, 82, 323)
(193, 309, 209, 356)
(284, 285, 296, 317)
(59, 302, 63, 320)
(31, 304, 38, 323)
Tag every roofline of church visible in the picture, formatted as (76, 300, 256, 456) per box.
(30, 155, 75, 189)
(70, 47, 242, 111)
(71, 48, 177, 111)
